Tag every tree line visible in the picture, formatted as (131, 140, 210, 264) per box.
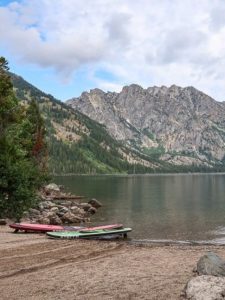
(0, 57, 48, 220)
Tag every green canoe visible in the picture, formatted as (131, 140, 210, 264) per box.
(46, 227, 132, 239)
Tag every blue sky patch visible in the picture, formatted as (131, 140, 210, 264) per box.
(0, 0, 22, 6)
(95, 69, 116, 82)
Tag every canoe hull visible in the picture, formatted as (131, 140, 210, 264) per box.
(46, 228, 132, 239)
(9, 223, 123, 233)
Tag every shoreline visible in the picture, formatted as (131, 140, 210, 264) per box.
(53, 172, 225, 177)
(1, 226, 225, 299)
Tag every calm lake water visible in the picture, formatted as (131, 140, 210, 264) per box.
(54, 174, 225, 243)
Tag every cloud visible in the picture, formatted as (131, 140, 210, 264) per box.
(209, 1, 225, 31)
(156, 28, 207, 64)
(0, 0, 225, 100)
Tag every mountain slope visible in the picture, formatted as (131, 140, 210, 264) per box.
(10, 73, 155, 174)
(11, 72, 225, 173)
(67, 84, 225, 168)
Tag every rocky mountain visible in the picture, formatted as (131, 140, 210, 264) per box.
(10, 73, 154, 174)
(67, 84, 225, 168)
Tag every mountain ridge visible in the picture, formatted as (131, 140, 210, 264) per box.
(9, 72, 225, 173)
(67, 83, 225, 168)
(9, 73, 165, 174)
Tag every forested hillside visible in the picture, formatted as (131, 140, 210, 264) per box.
(10, 73, 155, 174)
(10, 73, 225, 174)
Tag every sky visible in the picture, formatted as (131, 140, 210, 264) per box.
(0, 0, 225, 102)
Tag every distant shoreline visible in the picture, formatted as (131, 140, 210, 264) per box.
(53, 172, 225, 177)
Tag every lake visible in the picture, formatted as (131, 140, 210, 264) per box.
(54, 174, 225, 244)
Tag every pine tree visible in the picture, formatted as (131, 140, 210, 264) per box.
(0, 57, 49, 220)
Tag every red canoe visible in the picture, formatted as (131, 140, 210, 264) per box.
(9, 223, 123, 233)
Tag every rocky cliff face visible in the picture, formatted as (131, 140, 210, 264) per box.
(67, 84, 225, 167)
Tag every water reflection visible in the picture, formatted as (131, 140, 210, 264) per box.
(55, 174, 225, 241)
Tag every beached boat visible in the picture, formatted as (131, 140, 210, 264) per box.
(46, 227, 132, 239)
(9, 223, 123, 233)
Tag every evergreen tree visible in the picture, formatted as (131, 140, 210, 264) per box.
(0, 57, 48, 220)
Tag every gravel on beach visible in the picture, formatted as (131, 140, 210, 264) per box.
(1, 226, 225, 300)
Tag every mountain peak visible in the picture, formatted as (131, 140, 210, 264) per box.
(67, 83, 225, 166)
(89, 88, 105, 95)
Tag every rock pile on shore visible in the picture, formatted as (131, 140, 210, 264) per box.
(22, 183, 102, 225)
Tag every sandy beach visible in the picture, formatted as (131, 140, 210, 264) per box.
(1, 226, 225, 300)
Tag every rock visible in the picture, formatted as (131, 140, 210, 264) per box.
(38, 203, 45, 211)
(37, 211, 62, 225)
(185, 275, 225, 300)
(79, 208, 86, 216)
(197, 252, 225, 276)
(67, 84, 225, 165)
(29, 208, 40, 216)
(58, 185, 64, 191)
(58, 207, 69, 214)
(88, 198, 102, 208)
(61, 212, 83, 224)
(22, 211, 30, 218)
(0, 219, 7, 225)
(50, 207, 59, 213)
(88, 207, 97, 215)
(56, 212, 65, 218)
(79, 203, 92, 212)
(49, 214, 62, 225)
(44, 183, 60, 193)
(70, 206, 83, 215)
(60, 201, 72, 207)
(55, 205, 65, 209)
(38, 217, 50, 224)
(41, 201, 56, 209)
(20, 218, 32, 223)
(43, 211, 55, 218)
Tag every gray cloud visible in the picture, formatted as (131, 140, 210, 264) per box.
(105, 12, 132, 47)
(0, 0, 225, 101)
(209, 3, 225, 31)
(156, 28, 207, 64)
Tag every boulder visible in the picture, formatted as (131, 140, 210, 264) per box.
(61, 212, 83, 224)
(38, 203, 45, 211)
(58, 207, 69, 214)
(22, 211, 30, 218)
(0, 219, 7, 225)
(78, 208, 86, 216)
(41, 201, 56, 209)
(44, 183, 60, 193)
(43, 211, 56, 218)
(185, 275, 225, 300)
(88, 198, 102, 208)
(70, 206, 83, 215)
(37, 211, 62, 225)
(55, 205, 65, 209)
(50, 207, 59, 213)
(56, 212, 65, 218)
(49, 214, 62, 225)
(79, 203, 92, 212)
(29, 208, 41, 216)
(58, 185, 64, 191)
(20, 218, 32, 223)
(197, 252, 225, 277)
(38, 217, 50, 225)
(88, 207, 97, 215)
(60, 201, 72, 207)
